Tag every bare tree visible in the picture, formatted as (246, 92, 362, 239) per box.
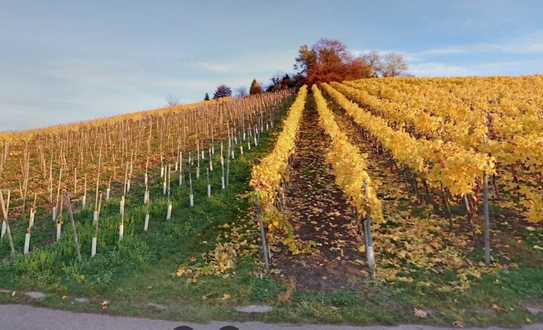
(166, 95, 179, 107)
(382, 53, 408, 77)
(362, 51, 383, 77)
(235, 87, 248, 98)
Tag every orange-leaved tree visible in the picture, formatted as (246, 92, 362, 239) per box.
(295, 39, 372, 85)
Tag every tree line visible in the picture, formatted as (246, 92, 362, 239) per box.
(167, 38, 409, 104)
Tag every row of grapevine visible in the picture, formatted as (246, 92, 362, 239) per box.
(312, 85, 383, 223)
(250, 86, 308, 259)
(321, 83, 495, 198)
(343, 77, 542, 223)
(312, 85, 383, 277)
(0, 91, 291, 221)
(336, 81, 487, 147)
(1, 91, 292, 259)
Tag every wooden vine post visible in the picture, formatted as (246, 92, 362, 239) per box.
(0, 190, 16, 259)
(363, 216, 375, 279)
(119, 196, 125, 241)
(56, 193, 64, 241)
(255, 197, 270, 271)
(178, 152, 184, 186)
(64, 192, 82, 262)
(166, 165, 172, 220)
(91, 193, 102, 257)
(24, 194, 37, 255)
(0, 200, 5, 240)
(482, 130, 491, 265)
(220, 142, 226, 190)
(144, 162, 151, 232)
(363, 181, 376, 279)
(483, 173, 491, 265)
(206, 167, 211, 198)
(188, 168, 194, 207)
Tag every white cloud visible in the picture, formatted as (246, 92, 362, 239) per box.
(195, 61, 232, 73)
(190, 50, 295, 76)
(413, 31, 543, 58)
(355, 31, 543, 64)
(409, 63, 472, 76)
(408, 59, 543, 77)
(353, 31, 543, 77)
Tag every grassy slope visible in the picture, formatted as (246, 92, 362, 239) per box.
(0, 97, 542, 327)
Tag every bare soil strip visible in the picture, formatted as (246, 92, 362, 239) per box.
(274, 94, 367, 291)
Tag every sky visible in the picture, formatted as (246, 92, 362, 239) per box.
(1, 0, 543, 131)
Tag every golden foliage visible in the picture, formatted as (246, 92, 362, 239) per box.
(322, 83, 495, 197)
(343, 76, 543, 223)
(250, 86, 308, 247)
(312, 84, 383, 222)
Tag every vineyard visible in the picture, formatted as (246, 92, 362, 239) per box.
(246, 76, 543, 322)
(0, 90, 295, 293)
(1, 76, 542, 326)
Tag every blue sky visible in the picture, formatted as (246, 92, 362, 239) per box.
(1, 0, 542, 131)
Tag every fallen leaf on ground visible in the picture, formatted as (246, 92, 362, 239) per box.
(414, 308, 429, 318)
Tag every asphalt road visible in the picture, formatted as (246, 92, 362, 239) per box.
(0, 305, 541, 330)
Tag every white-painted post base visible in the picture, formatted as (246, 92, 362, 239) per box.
(52, 206, 57, 223)
(29, 211, 35, 228)
(254, 136, 258, 146)
(363, 218, 375, 279)
(93, 211, 99, 225)
(24, 233, 31, 255)
(207, 184, 211, 198)
(120, 197, 125, 215)
(209, 160, 213, 172)
(119, 224, 124, 241)
(196, 167, 200, 179)
(82, 195, 87, 209)
(240, 145, 244, 155)
(144, 213, 150, 231)
(221, 176, 226, 190)
(144, 190, 149, 204)
(127, 179, 131, 193)
(189, 194, 194, 208)
(91, 237, 97, 257)
(367, 245, 375, 271)
(166, 202, 172, 220)
(106, 188, 111, 201)
(1, 221, 6, 240)
(56, 223, 62, 241)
